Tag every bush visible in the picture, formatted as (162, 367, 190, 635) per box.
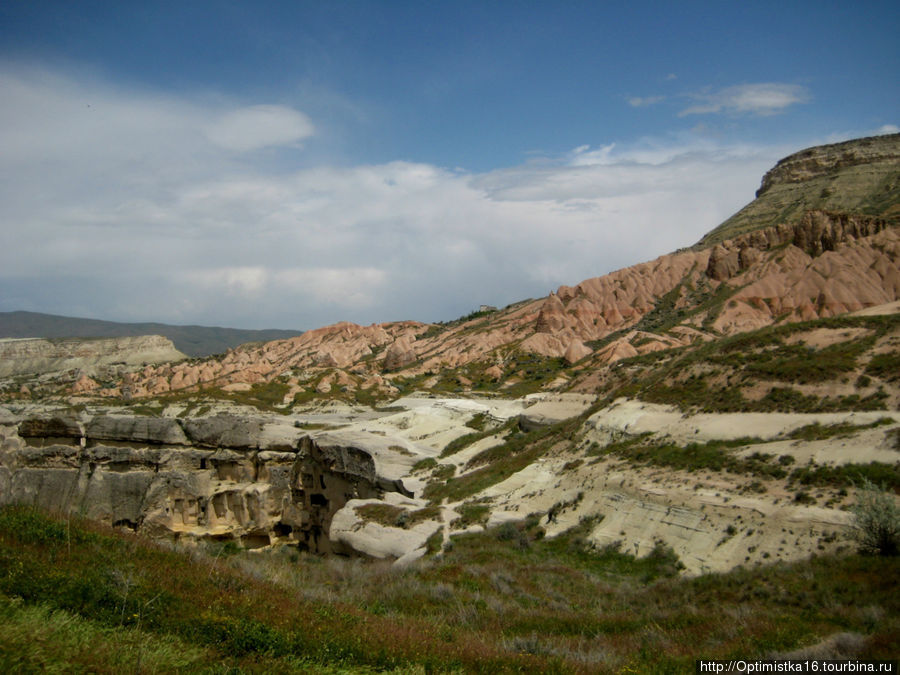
(851, 478, 900, 556)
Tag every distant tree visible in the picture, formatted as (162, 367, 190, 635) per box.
(851, 478, 900, 556)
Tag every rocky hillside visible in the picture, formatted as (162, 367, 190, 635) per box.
(0, 135, 897, 576)
(58, 135, 899, 405)
(2, 390, 897, 574)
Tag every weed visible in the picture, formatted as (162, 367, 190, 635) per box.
(591, 435, 787, 479)
(452, 502, 491, 529)
(788, 418, 894, 442)
(851, 478, 900, 556)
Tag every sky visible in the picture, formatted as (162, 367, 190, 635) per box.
(1, 1, 898, 331)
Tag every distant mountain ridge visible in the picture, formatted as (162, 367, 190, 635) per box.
(0, 311, 303, 358)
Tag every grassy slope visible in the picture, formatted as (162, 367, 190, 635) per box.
(699, 164, 900, 248)
(696, 134, 900, 248)
(0, 506, 896, 673)
(573, 313, 900, 414)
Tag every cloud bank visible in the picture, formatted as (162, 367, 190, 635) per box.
(680, 83, 811, 117)
(1, 65, 791, 330)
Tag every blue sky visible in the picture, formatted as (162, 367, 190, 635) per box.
(1, 1, 897, 330)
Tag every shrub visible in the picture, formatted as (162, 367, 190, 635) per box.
(851, 478, 900, 556)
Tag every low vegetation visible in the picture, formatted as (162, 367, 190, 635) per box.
(589, 430, 900, 491)
(425, 414, 590, 504)
(588, 435, 790, 480)
(851, 478, 900, 556)
(0, 506, 896, 672)
(595, 314, 900, 414)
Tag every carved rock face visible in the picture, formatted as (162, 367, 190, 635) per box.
(1, 412, 404, 554)
(290, 437, 381, 553)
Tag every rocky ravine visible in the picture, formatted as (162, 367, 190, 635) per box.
(2, 395, 897, 575)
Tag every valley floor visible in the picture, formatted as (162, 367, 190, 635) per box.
(0, 505, 897, 673)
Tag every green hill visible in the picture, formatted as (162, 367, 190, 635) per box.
(697, 133, 900, 248)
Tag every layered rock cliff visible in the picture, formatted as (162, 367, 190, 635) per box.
(0, 335, 185, 379)
(699, 133, 900, 246)
(0, 408, 412, 554)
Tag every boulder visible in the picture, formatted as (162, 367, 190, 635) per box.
(181, 415, 265, 450)
(86, 415, 189, 446)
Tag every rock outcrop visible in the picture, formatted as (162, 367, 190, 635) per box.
(699, 133, 900, 246)
(0, 335, 185, 378)
(383, 337, 417, 371)
(756, 133, 900, 197)
(0, 409, 409, 554)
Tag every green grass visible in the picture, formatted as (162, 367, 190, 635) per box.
(355, 504, 442, 529)
(0, 593, 215, 673)
(711, 335, 877, 384)
(590, 435, 789, 479)
(601, 313, 900, 414)
(451, 501, 492, 529)
(0, 505, 897, 673)
(787, 418, 895, 442)
(866, 351, 900, 381)
(439, 419, 515, 458)
(589, 427, 900, 490)
(425, 418, 583, 504)
(355, 503, 406, 527)
(788, 462, 900, 493)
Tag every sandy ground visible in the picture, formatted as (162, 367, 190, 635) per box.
(850, 300, 900, 316)
(325, 395, 899, 574)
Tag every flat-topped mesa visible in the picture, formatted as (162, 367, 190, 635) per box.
(698, 134, 900, 248)
(0, 335, 185, 378)
(757, 133, 900, 197)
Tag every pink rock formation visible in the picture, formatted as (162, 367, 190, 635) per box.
(71, 374, 99, 393)
(113, 213, 897, 398)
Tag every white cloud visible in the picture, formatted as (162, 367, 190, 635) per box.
(0, 64, 793, 329)
(205, 105, 314, 152)
(680, 83, 810, 117)
(569, 143, 617, 166)
(188, 267, 270, 297)
(275, 267, 388, 308)
(877, 124, 899, 135)
(628, 95, 665, 108)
